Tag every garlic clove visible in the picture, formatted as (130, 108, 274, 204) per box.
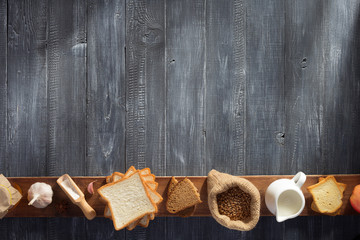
(27, 182, 53, 208)
(87, 181, 96, 195)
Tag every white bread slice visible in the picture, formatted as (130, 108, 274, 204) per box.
(105, 175, 112, 184)
(112, 173, 123, 182)
(319, 177, 346, 193)
(104, 167, 161, 227)
(128, 183, 161, 229)
(140, 168, 151, 175)
(126, 220, 139, 230)
(106, 172, 124, 183)
(104, 173, 160, 218)
(142, 174, 155, 182)
(113, 170, 161, 204)
(145, 182, 163, 209)
(308, 176, 343, 213)
(146, 181, 158, 190)
(98, 171, 156, 230)
(124, 166, 136, 177)
(138, 215, 150, 227)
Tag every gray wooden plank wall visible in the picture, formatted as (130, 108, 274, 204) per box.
(0, 0, 360, 239)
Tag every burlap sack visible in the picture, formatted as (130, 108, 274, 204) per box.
(0, 174, 22, 218)
(207, 170, 260, 231)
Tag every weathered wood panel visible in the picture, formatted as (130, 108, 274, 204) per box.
(0, 0, 6, 173)
(125, 0, 166, 175)
(284, 0, 324, 174)
(318, 1, 360, 174)
(205, 0, 245, 174)
(245, 0, 285, 175)
(87, 0, 126, 176)
(165, 0, 206, 176)
(7, 0, 48, 176)
(47, 0, 87, 176)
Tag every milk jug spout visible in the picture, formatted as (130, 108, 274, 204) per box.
(275, 214, 289, 223)
(275, 204, 291, 222)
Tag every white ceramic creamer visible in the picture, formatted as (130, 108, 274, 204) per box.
(265, 172, 306, 222)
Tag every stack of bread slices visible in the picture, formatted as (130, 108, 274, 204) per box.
(98, 166, 162, 230)
(307, 176, 346, 216)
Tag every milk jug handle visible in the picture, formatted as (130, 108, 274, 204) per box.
(292, 172, 306, 188)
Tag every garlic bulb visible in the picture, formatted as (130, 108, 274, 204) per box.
(27, 182, 53, 208)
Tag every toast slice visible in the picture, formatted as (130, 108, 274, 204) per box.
(311, 201, 340, 216)
(98, 171, 156, 230)
(167, 177, 196, 217)
(319, 177, 346, 193)
(307, 176, 343, 214)
(310, 176, 346, 215)
(166, 178, 202, 214)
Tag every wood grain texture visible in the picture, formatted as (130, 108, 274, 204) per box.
(205, 0, 244, 174)
(47, 0, 87, 176)
(126, 0, 166, 175)
(318, 1, 360, 174)
(165, 0, 206, 176)
(5, 175, 360, 217)
(0, 0, 6, 174)
(284, 0, 324, 174)
(7, 0, 48, 177)
(86, 0, 126, 176)
(245, 0, 285, 175)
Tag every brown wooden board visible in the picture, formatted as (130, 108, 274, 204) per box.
(5, 175, 360, 218)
